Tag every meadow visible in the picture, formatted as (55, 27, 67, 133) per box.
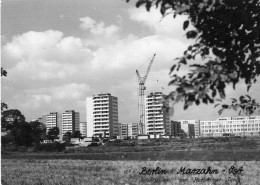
(2, 137, 260, 184)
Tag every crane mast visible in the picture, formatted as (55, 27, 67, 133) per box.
(136, 53, 156, 135)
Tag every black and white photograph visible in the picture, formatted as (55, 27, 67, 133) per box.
(1, 0, 260, 184)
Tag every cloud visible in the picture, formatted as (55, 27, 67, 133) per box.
(128, 6, 190, 41)
(1, 12, 196, 122)
(79, 16, 120, 47)
(80, 17, 119, 37)
(2, 30, 94, 84)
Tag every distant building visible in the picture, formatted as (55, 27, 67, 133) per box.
(194, 121, 200, 138)
(120, 123, 138, 138)
(46, 112, 60, 132)
(62, 110, 80, 135)
(176, 120, 197, 137)
(188, 124, 195, 138)
(200, 116, 260, 137)
(36, 115, 46, 125)
(86, 93, 119, 138)
(37, 113, 62, 139)
(170, 121, 181, 137)
(79, 122, 87, 137)
(144, 92, 170, 135)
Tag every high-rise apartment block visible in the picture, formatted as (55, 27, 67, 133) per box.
(86, 93, 119, 137)
(144, 92, 170, 135)
(170, 121, 181, 137)
(79, 122, 87, 137)
(62, 110, 80, 135)
(46, 112, 60, 132)
(37, 112, 62, 139)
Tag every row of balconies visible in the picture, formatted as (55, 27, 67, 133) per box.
(93, 103, 108, 106)
(94, 123, 109, 125)
(147, 120, 164, 123)
(94, 129, 109, 132)
(93, 111, 109, 114)
(94, 126, 109, 129)
(93, 96, 109, 100)
(147, 116, 163, 119)
(94, 119, 109, 122)
(94, 115, 109, 118)
(94, 108, 108, 111)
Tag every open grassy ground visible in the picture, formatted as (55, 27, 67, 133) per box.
(2, 159, 260, 185)
(2, 149, 260, 161)
(2, 137, 260, 161)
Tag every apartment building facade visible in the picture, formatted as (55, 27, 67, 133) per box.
(119, 123, 138, 138)
(45, 112, 59, 132)
(62, 110, 80, 135)
(86, 93, 119, 138)
(144, 92, 170, 135)
(199, 116, 260, 137)
(170, 121, 181, 137)
(79, 122, 87, 137)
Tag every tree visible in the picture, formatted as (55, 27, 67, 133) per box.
(128, 0, 260, 115)
(72, 130, 82, 140)
(1, 68, 8, 112)
(216, 95, 260, 116)
(63, 131, 72, 142)
(47, 127, 60, 142)
(10, 120, 33, 146)
(1, 109, 33, 146)
(29, 121, 46, 146)
(1, 109, 26, 132)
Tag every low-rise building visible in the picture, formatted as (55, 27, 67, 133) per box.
(200, 116, 260, 137)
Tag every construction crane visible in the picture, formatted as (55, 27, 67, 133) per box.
(136, 53, 156, 135)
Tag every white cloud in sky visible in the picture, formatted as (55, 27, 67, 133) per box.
(128, 6, 190, 41)
(4, 5, 255, 123)
(79, 16, 120, 47)
(1, 5, 191, 122)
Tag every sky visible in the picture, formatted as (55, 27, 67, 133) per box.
(2, 0, 260, 123)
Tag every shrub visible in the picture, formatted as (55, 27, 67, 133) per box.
(34, 142, 65, 152)
(2, 145, 18, 152)
(17, 146, 28, 152)
(88, 142, 100, 147)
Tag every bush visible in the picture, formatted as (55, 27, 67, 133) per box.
(88, 142, 100, 147)
(2, 145, 18, 152)
(34, 142, 65, 152)
(17, 146, 28, 152)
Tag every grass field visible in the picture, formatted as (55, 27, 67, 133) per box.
(2, 137, 260, 184)
(2, 149, 260, 161)
(2, 137, 260, 161)
(2, 159, 260, 185)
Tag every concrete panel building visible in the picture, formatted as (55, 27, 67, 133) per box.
(62, 110, 80, 135)
(194, 121, 200, 138)
(120, 123, 138, 139)
(79, 122, 87, 137)
(86, 93, 119, 138)
(144, 92, 170, 135)
(170, 121, 181, 137)
(200, 116, 260, 137)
